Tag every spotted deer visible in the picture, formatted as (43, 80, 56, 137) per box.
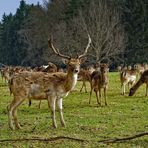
(7, 35, 91, 130)
(120, 68, 137, 95)
(78, 65, 95, 93)
(30, 61, 58, 108)
(89, 64, 109, 106)
(129, 70, 148, 96)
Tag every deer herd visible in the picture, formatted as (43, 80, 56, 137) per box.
(0, 35, 148, 130)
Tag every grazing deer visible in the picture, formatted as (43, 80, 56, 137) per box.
(120, 68, 137, 95)
(89, 64, 109, 106)
(7, 35, 91, 130)
(129, 70, 148, 96)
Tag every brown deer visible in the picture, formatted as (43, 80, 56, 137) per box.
(30, 62, 58, 108)
(7, 35, 91, 130)
(129, 70, 148, 96)
(78, 65, 95, 93)
(120, 68, 137, 95)
(42, 62, 58, 73)
(1, 66, 11, 83)
(89, 64, 109, 106)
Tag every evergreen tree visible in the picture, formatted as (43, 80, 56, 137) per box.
(122, 0, 148, 64)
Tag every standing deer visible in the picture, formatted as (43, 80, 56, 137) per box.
(7, 35, 91, 130)
(78, 66, 94, 93)
(129, 70, 148, 96)
(120, 68, 137, 95)
(89, 64, 109, 106)
(30, 61, 58, 108)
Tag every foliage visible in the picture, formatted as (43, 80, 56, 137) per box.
(0, 72, 148, 147)
(0, 0, 147, 67)
(122, 0, 148, 64)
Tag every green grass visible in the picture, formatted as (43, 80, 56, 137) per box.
(0, 72, 148, 147)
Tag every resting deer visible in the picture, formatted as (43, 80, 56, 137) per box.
(129, 70, 148, 96)
(120, 68, 137, 95)
(89, 64, 109, 106)
(7, 35, 91, 130)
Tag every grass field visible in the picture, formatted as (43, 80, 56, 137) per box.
(0, 72, 148, 147)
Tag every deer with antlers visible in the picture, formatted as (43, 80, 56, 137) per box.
(129, 70, 148, 96)
(7, 35, 91, 130)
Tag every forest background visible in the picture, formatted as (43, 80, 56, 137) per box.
(0, 0, 147, 69)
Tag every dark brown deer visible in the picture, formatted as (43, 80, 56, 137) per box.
(7, 35, 91, 130)
(89, 64, 109, 106)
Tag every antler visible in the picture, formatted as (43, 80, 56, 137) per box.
(48, 38, 71, 60)
(78, 34, 91, 59)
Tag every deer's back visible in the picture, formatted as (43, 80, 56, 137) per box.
(9, 71, 67, 99)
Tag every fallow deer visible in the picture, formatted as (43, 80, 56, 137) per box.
(120, 68, 137, 95)
(1, 66, 11, 83)
(42, 62, 58, 73)
(78, 65, 95, 93)
(30, 61, 58, 108)
(89, 64, 109, 106)
(7, 35, 91, 130)
(129, 70, 148, 96)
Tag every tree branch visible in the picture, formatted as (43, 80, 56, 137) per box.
(0, 136, 87, 143)
(98, 131, 148, 143)
(0, 132, 147, 144)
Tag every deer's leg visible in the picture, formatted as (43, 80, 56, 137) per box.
(99, 87, 101, 98)
(38, 100, 41, 109)
(7, 97, 24, 130)
(57, 98, 65, 127)
(80, 81, 84, 92)
(121, 83, 126, 95)
(89, 83, 93, 104)
(98, 88, 101, 105)
(95, 90, 100, 105)
(13, 109, 21, 129)
(104, 87, 107, 106)
(84, 81, 87, 93)
(28, 98, 31, 107)
(48, 96, 57, 128)
(7, 103, 15, 130)
(13, 98, 25, 129)
(123, 83, 126, 95)
(121, 84, 123, 95)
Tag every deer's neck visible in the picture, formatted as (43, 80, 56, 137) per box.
(132, 78, 143, 93)
(101, 73, 108, 85)
(65, 72, 78, 92)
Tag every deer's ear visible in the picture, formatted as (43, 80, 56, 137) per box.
(62, 58, 69, 65)
(79, 57, 87, 64)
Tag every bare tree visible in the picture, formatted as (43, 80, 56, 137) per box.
(77, 0, 127, 64)
(50, 0, 127, 64)
(18, 0, 127, 66)
(50, 0, 126, 64)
